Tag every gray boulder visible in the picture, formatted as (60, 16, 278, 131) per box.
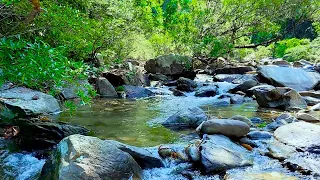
(41, 135, 142, 180)
(95, 77, 118, 98)
(214, 66, 255, 75)
(274, 121, 320, 150)
(104, 140, 163, 168)
(124, 85, 155, 98)
(200, 134, 252, 173)
(196, 119, 250, 137)
(59, 80, 91, 100)
(176, 77, 197, 92)
(162, 107, 207, 128)
(144, 54, 195, 79)
(214, 74, 255, 84)
(195, 85, 218, 97)
(0, 87, 60, 116)
(251, 85, 307, 110)
(229, 79, 259, 94)
(258, 66, 319, 91)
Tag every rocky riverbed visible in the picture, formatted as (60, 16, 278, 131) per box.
(0, 55, 320, 179)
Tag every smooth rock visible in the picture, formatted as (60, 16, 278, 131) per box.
(214, 66, 255, 75)
(214, 74, 255, 84)
(95, 77, 118, 98)
(145, 54, 195, 79)
(251, 85, 307, 110)
(267, 140, 296, 160)
(200, 134, 252, 173)
(169, 88, 186, 97)
(226, 172, 298, 180)
(103, 68, 145, 87)
(0, 87, 60, 116)
(299, 91, 320, 99)
(311, 103, 320, 111)
(247, 131, 272, 140)
(176, 77, 197, 92)
(274, 122, 320, 150)
(265, 113, 298, 131)
(162, 107, 207, 128)
(229, 79, 259, 94)
(104, 140, 163, 168)
(230, 94, 245, 104)
(124, 85, 155, 98)
(148, 73, 170, 82)
(41, 135, 142, 180)
(302, 96, 320, 106)
(195, 85, 218, 97)
(296, 112, 320, 122)
(258, 66, 319, 91)
(59, 80, 91, 100)
(196, 119, 250, 137)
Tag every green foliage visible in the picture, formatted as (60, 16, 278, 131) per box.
(283, 37, 320, 62)
(257, 122, 267, 128)
(0, 37, 88, 91)
(0, 106, 17, 122)
(116, 86, 125, 92)
(272, 38, 310, 58)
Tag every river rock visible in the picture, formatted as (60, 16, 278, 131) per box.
(158, 144, 190, 163)
(265, 113, 298, 131)
(251, 85, 307, 110)
(200, 134, 253, 173)
(272, 59, 291, 66)
(104, 140, 163, 168)
(267, 140, 296, 160)
(102, 68, 146, 87)
(214, 74, 255, 84)
(299, 91, 320, 98)
(162, 107, 207, 128)
(176, 77, 197, 92)
(229, 94, 245, 104)
(169, 88, 186, 97)
(229, 79, 259, 94)
(95, 77, 118, 98)
(196, 119, 250, 137)
(59, 80, 91, 100)
(145, 54, 195, 79)
(195, 85, 218, 97)
(226, 172, 298, 180)
(13, 118, 89, 150)
(311, 103, 320, 111)
(230, 115, 253, 126)
(257, 66, 320, 91)
(296, 112, 320, 122)
(247, 131, 272, 140)
(302, 96, 320, 106)
(0, 87, 60, 116)
(185, 143, 201, 162)
(274, 121, 320, 150)
(123, 85, 155, 98)
(148, 73, 170, 82)
(41, 135, 142, 180)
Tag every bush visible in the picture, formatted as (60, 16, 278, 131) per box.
(0, 37, 91, 98)
(271, 38, 310, 58)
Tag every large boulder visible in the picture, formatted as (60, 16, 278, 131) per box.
(162, 107, 207, 129)
(200, 134, 252, 173)
(251, 85, 307, 110)
(41, 135, 142, 180)
(0, 87, 60, 116)
(104, 140, 163, 168)
(144, 54, 195, 79)
(229, 79, 259, 94)
(196, 119, 250, 137)
(274, 122, 320, 150)
(103, 68, 148, 87)
(257, 66, 320, 91)
(12, 118, 89, 150)
(214, 74, 255, 84)
(123, 85, 155, 98)
(95, 77, 118, 98)
(176, 77, 197, 92)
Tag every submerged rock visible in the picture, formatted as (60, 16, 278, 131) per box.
(200, 134, 252, 173)
(258, 66, 319, 91)
(196, 119, 250, 137)
(105, 140, 163, 168)
(0, 87, 60, 116)
(176, 77, 197, 92)
(251, 85, 307, 110)
(41, 135, 142, 180)
(124, 85, 155, 98)
(162, 107, 207, 129)
(145, 54, 195, 79)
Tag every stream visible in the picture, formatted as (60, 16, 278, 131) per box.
(0, 74, 318, 179)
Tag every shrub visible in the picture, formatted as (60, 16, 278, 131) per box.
(271, 38, 310, 58)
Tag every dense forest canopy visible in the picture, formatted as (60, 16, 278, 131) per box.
(0, 0, 320, 103)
